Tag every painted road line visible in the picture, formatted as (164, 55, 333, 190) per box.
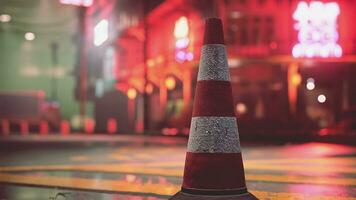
(0, 173, 355, 200)
(70, 156, 89, 162)
(0, 164, 356, 186)
(243, 163, 356, 174)
(245, 174, 356, 186)
(123, 160, 356, 174)
(0, 173, 178, 196)
(0, 164, 182, 177)
(127, 157, 356, 168)
(246, 158, 356, 166)
(252, 191, 356, 200)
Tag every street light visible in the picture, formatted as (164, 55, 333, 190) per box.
(24, 32, 35, 41)
(165, 76, 176, 90)
(145, 83, 154, 94)
(306, 82, 315, 90)
(127, 88, 137, 100)
(318, 94, 326, 103)
(0, 14, 11, 23)
(306, 78, 315, 90)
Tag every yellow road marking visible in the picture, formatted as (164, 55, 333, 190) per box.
(245, 174, 356, 186)
(0, 164, 182, 176)
(0, 164, 356, 186)
(107, 154, 133, 161)
(129, 157, 356, 169)
(122, 160, 356, 174)
(0, 173, 178, 196)
(246, 158, 356, 165)
(252, 191, 356, 200)
(244, 163, 356, 174)
(0, 173, 355, 200)
(70, 156, 89, 162)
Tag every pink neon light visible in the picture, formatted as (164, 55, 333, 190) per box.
(175, 51, 194, 63)
(175, 38, 190, 49)
(59, 0, 93, 7)
(174, 16, 193, 63)
(175, 51, 186, 62)
(292, 1, 342, 58)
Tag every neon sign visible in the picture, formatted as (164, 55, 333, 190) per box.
(174, 17, 193, 63)
(292, 1, 342, 58)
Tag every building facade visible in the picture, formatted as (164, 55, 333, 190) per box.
(88, 0, 356, 135)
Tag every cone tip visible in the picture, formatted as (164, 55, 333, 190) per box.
(203, 18, 224, 45)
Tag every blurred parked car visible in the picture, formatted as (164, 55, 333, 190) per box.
(316, 107, 356, 144)
(0, 91, 61, 133)
(318, 107, 356, 136)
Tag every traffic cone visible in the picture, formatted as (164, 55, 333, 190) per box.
(1, 120, 10, 136)
(107, 118, 117, 134)
(60, 120, 71, 135)
(170, 18, 258, 200)
(39, 120, 49, 135)
(20, 120, 29, 135)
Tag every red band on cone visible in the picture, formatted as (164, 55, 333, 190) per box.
(203, 18, 225, 45)
(182, 152, 246, 189)
(193, 81, 235, 117)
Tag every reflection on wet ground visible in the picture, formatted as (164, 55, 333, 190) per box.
(0, 135, 355, 199)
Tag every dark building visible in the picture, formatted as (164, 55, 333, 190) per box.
(84, 0, 356, 135)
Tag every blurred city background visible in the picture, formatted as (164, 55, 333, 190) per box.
(1, 0, 356, 199)
(0, 0, 356, 142)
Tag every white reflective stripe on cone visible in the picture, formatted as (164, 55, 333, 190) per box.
(187, 117, 241, 153)
(198, 44, 230, 81)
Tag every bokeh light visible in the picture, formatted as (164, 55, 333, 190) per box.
(24, 32, 35, 41)
(317, 94, 326, 103)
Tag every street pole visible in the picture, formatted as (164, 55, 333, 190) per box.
(78, 7, 87, 130)
(143, 0, 149, 132)
(50, 42, 58, 102)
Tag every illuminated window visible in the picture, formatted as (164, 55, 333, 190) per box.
(94, 19, 108, 46)
(227, 15, 274, 47)
(59, 0, 93, 7)
(174, 17, 189, 39)
(292, 1, 342, 58)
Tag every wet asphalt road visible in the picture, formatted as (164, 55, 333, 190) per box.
(0, 135, 355, 200)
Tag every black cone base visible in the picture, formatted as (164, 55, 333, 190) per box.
(170, 191, 259, 200)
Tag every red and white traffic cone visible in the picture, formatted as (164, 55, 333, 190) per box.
(170, 18, 257, 200)
(39, 120, 49, 135)
(107, 118, 117, 134)
(1, 120, 10, 136)
(20, 120, 29, 135)
(85, 118, 95, 134)
(60, 120, 71, 135)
